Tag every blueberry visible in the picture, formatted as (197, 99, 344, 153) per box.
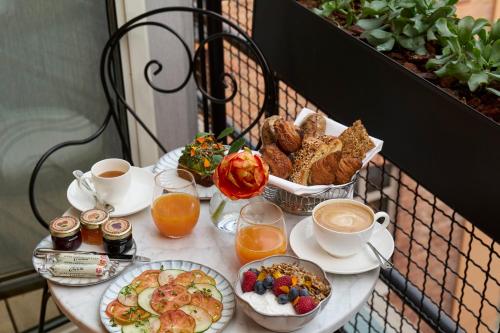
(299, 288, 309, 297)
(249, 268, 259, 275)
(288, 287, 299, 301)
(277, 294, 289, 304)
(254, 281, 266, 295)
(263, 275, 274, 289)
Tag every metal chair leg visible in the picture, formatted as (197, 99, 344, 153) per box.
(38, 281, 50, 333)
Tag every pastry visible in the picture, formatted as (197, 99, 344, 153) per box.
(178, 133, 226, 187)
(260, 115, 281, 145)
(260, 144, 293, 179)
(334, 156, 362, 185)
(274, 118, 302, 153)
(309, 151, 341, 185)
(289, 137, 343, 185)
(338, 120, 375, 160)
(300, 113, 326, 139)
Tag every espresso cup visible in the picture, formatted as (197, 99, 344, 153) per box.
(83, 159, 132, 205)
(312, 199, 390, 257)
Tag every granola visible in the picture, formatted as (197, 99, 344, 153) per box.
(258, 263, 331, 302)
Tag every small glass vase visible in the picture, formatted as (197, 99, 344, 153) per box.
(209, 190, 263, 233)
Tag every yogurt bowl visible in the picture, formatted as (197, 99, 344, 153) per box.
(234, 255, 332, 332)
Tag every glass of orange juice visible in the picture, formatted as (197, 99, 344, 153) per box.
(151, 169, 200, 238)
(235, 201, 287, 265)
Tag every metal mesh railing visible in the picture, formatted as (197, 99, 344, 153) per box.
(208, 1, 500, 332)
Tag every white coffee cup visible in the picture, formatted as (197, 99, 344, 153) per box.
(312, 199, 390, 257)
(83, 159, 132, 206)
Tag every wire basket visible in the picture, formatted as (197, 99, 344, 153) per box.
(262, 174, 358, 215)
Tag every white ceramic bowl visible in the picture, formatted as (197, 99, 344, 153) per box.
(234, 255, 332, 332)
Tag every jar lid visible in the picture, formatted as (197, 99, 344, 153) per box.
(49, 216, 80, 238)
(80, 209, 109, 230)
(102, 218, 132, 240)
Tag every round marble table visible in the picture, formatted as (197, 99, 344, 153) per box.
(49, 204, 379, 333)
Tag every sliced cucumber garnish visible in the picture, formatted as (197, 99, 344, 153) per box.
(118, 285, 138, 307)
(187, 283, 222, 302)
(138, 287, 159, 315)
(180, 305, 212, 332)
(148, 316, 160, 333)
(121, 320, 151, 333)
(158, 269, 184, 286)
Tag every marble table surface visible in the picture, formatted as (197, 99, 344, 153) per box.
(49, 203, 379, 333)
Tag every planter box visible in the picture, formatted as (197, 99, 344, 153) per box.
(252, 0, 500, 240)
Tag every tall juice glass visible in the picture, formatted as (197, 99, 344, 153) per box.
(151, 169, 200, 238)
(235, 201, 287, 265)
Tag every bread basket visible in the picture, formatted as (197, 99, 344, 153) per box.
(260, 108, 383, 215)
(263, 173, 358, 215)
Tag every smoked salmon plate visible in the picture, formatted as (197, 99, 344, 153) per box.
(100, 261, 235, 333)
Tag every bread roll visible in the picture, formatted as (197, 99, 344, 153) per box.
(339, 120, 375, 160)
(300, 113, 326, 139)
(260, 144, 292, 179)
(289, 137, 343, 185)
(260, 115, 281, 145)
(274, 118, 302, 153)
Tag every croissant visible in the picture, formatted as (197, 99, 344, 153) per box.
(309, 151, 341, 185)
(260, 144, 292, 179)
(334, 156, 362, 185)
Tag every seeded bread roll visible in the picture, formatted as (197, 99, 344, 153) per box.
(300, 113, 326, 139)
(260, 115, 281, 145)
(274, 118, 302, 153)
(260, 144, 292, 179)
(289, 137, 343, 185)
(339, 120, 375, 160)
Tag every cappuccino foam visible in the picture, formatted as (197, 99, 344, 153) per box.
(314, 203, 373, 233)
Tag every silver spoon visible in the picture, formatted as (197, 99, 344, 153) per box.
(367, 242, 393, 270)
(72, 170, 114, 213)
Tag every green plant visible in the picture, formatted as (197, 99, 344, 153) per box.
(311, 0, 500, 96)
(426, 17, 500, 96)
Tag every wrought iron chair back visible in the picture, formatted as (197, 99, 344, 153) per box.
(29, 6, 277, 228)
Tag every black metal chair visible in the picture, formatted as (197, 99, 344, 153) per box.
(27, 6, 277, 331)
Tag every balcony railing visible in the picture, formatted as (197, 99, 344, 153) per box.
(195, 1, 500, 332)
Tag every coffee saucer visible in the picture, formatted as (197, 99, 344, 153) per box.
(289, 217, 394, 274)
(67, 167, 154, 217)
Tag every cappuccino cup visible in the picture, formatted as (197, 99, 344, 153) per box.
(312, 199, 390, 257)
(81, 159, 132, 206)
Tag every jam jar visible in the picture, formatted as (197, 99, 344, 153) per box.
(80, 208, 109, 245)
(102, 218, 133, 255)
(49, 216, 82, 251)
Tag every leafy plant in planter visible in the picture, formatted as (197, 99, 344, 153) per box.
(427, 17, 500, 96)
(306, 0, 499, 120)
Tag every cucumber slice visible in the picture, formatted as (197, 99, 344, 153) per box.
(187, 283, 222, 302)
(158, 269, 184, 286)
(148, 316, 160, 333)
(121, 320, 151, 333)
(180, 305, 212, 333)
(118, 285, 138, 307)
(138, 287, 159, 315)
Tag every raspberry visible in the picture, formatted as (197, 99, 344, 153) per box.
(272, 275, 292, 296)
(241, 271, 257, 292)
(294, 296, 317, 314)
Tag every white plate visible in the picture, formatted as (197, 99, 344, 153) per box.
(32, 236, 136, 286)
(153, 147, 217, 200)
(67, 167, 154, 217)
(290, 217, 394, 274)
(100, 260, 235, 333)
